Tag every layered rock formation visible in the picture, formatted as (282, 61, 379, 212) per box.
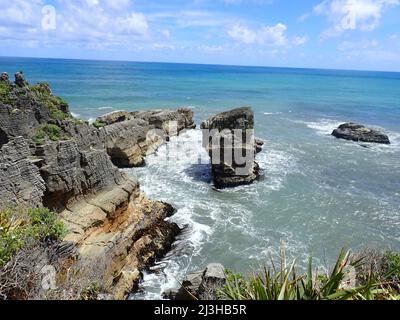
(201, 107, 262, 189)
(332, 122, 391, 144)
(98, 109, 195, 167)
(164, 263, 226, 300)
(0, 72, 195, 299)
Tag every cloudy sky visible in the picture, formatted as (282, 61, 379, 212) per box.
(1, 0, 399, 71)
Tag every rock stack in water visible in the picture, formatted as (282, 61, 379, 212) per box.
(332, 122, 390, 144)
(201, 107, 263, 189)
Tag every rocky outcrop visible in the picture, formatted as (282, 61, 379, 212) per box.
(332, 123, 390, 144)
(0, 73, 186, 299)
(201, 107, 262, 189)
(99, 108, 195, 167)
(163, 263, 226, 300)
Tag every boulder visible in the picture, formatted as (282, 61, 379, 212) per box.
(163, 263, 226, 300)
(201, 107, 262, 188)
(332, 122, 390, 144)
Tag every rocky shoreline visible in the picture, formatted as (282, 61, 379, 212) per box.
(0, 72, 195, 299)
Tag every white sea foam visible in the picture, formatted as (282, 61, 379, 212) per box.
(71, 112, 80, 118)
(263, 112, 282, 116)
(303, 119, 344, 136)
(98, 106, 114, 110)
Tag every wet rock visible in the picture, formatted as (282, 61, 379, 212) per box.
(332, 122, 390, 144)
(201, 107, 262, 189)
(164, 263, 226, 300)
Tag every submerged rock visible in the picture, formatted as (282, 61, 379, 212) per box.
(163, 263, 226, 300)
(201, 107, 262, 189)
(332, 122, 390, 144)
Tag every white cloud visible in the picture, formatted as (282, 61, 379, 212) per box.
(0, 0, 149, 45)
(293, 36, 309, 46)
(228, 23, 287, 46)
(314, 0, 400, 37)
(228, 23, 307, 47)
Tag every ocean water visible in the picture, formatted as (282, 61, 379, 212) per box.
(1, 57, 399, 299)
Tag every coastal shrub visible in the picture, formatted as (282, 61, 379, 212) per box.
(29, 83, 70, 120)
(33, 124, 64, 144)
(93, 119, 106, 129)
(0, 207, 65, 267)
(220, 248, 400, 301)
(0, 82, 12, 105)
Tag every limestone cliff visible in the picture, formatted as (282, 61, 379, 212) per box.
(0, 72, 194, 299)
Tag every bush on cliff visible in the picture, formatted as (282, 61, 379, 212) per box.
(33, 124, 66, 144)
(0, 207, 65, 267)
(221, 248, 400, 300)
(29, 83, 70, 120)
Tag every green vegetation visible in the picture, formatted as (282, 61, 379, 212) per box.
(92, 119, 106, 129)
(33, 124, 66, 144)
(0, 207, 66, 267)
(221, 248, 400, 300)
(0, 81, 12, 105)
(30, 83, 70, 120)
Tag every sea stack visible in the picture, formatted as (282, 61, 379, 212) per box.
(201, 107, 263, 189)
(332, 122, 390, 144)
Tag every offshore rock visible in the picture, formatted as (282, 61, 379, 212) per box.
(332, 122, 390, 144)
(201, 107, 262, 189)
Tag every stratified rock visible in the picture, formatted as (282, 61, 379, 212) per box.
(201, 107, 262, 189)
(96, 110, 133, 125)
(101, 109, 195, 167)
(0, 137, 45, 210)
(164, 263, 226, 300)
(332, 122, 390, 144)
(0, 72, 186, 300)
(34, 139, 126, 210)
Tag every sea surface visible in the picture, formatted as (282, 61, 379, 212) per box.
(1, 57, 399, 299)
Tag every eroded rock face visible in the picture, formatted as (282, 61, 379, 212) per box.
(99, 108, 195, 167)
(201, 107, 262, 189)
(0, 73, 187, 299)
(332, 123, 390, 144)
(0, 138, 45, 209)
(164, 263, 226, 300)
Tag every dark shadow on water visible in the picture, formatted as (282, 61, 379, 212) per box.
(183, 163, 213, 184)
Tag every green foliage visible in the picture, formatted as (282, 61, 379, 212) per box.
(0, 81, 12, 105)
(29, 83, 70, 120)
(93, 120, 106, 129)
(33, 124, 65, 144)
(0, 208, 66, 267)
(220, 248, 400, 301)
(80, 283, 102, 300)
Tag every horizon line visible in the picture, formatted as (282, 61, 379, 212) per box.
(0, 55, 399, 75)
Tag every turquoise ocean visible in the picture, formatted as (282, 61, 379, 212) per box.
(1, 57, 399, 299)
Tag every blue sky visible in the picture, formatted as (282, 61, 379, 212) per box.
(0, 0, 399, 71)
